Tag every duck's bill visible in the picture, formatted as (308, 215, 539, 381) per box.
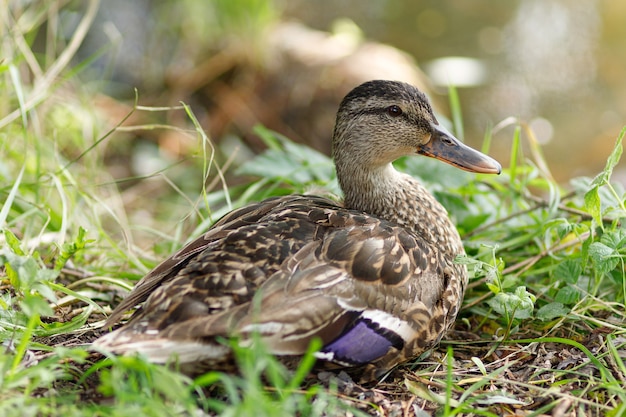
(417, 124, 502, 174)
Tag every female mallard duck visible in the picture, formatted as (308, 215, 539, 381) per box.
(95, 80, 501, 379)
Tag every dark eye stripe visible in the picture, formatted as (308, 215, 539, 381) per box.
(356, 106, 407, 120)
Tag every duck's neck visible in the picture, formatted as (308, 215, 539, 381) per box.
(337, 163, 464, 256)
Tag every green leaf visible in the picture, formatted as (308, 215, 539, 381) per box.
(36, 306, 92, 336)
(590, 127, 624, 187)
(402, 156, 471, 189)
(20, 294, 54, 317)
(54, 226, 94, 270)
(554, 259, 582, 284)
(237, 128, 333, 186)
(588, 241, 619, 274)
(254, 124, 283, 150)
(485, 282, 500, 294)
(1, 251, 59, 310)
(554, 221, 574, 240)
(3, 252, 40, 291)
(605, 130, 624, 174)
(537, 302, 570, 321)
(589, 241, 614, 258)
(487, 286, 535, 320)
(584, 129, 625, 227)
(3, 229, 26, 256)
(459, 213, 491, 232)
(601, 229, 626, 249)
(584, 186, 602, 225)
(555, 285, 581, 305)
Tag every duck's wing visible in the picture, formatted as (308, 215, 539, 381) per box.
(104, 195, 338, 327)
(97, 209, 462, 376)
(229, 223, 457, 371)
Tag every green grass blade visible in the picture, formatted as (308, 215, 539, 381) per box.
(509, 125, 521, 186)
(448, 84, 464, 141)
(0, 165, 25, 230)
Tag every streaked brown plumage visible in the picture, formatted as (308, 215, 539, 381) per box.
(94, 80, 501, 380)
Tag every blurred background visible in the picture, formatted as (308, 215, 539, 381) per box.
(27, 0, 626, 183)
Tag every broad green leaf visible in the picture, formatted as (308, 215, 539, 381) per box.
(20, 294, 54, 317)
(537, 302, 570, 321)
(458, 212, 491, 233)
(3, 252, 40, 290)
(601, 229, 626, 249)
(555, 285, 581, 305)
(588, 241, 619, 274)
(554, 259, 582, 284)
(402, 156, 471, 189)
(500, 274, 520, 290)
(584, 186, 602, 225)
(237, 128, 333, 186)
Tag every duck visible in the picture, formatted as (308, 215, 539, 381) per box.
(94, 80, 501, 380)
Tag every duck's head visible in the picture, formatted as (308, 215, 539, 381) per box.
(332, 80, 501, 175)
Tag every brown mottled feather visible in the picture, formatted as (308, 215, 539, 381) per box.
(95, 80, 500, 380)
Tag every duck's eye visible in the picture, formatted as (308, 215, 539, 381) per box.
(386, 105, 403, 117)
